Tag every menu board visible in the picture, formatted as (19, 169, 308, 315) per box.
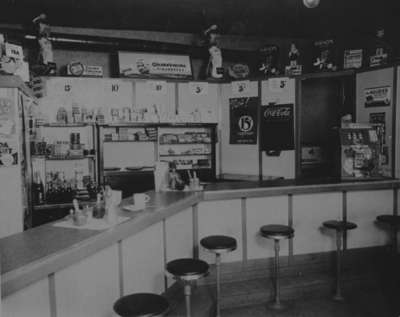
(229, 97, 258, 144)
(260, 104, 294, 151)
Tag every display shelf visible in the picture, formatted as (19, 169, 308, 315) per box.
(36, 123, 94, 128)
(159, 153, 211, 157)
(103, 140, 155, 143)
(33, 200, 96, 211)
(32, 155, 96, 160)
(159, 142, 211, 145)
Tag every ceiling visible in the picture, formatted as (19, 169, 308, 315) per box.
(0, 0, 400, 40)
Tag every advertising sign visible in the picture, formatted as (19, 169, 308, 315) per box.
(118, 51, 192, 79)
(229, 97, 258, 144)
(260, 104, 294, 151)
(364, 86, 391, 107)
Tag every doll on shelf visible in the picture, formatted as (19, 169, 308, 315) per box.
(32, 13, 56, 75)
(288, 43, 300, 67)
(204, 25, 223, 79)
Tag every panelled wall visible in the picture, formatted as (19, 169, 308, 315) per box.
(4, 188, 396, 317)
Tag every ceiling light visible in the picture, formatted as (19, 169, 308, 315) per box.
(303, 0, 320, 8)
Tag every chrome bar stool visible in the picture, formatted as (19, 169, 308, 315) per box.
(322, 220, 357, 301)
(200, 235, 237, 317)
(166, 258, 209, 317)
(376, 215, 400, 253)
(113, 293, 170, 317)
(260, 224, 294, 310)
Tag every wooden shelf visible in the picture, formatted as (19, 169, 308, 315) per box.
(159, 142, 211, 145)
(32, 155, 96, 160)
(159, 153, 211, 157)
(36, 123, 94, 127)
(103, 140, 155, 143)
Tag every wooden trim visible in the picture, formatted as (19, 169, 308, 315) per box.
(394, 188, 398, 216)
(392, 66, 397, 178)
(192, 204, 199, 259)
(48, 273, 57, 317)
(241, 198, 247, 264)
(117, 240, 124, 297)
(288, 194, 294, 261)
(342, 191, 348, 250)
(162, 219, 168, 292)
(295, 78, 302, 179)
(258, 81, 263, 181)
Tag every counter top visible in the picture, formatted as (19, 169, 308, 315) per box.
(2, 178, 400, 297)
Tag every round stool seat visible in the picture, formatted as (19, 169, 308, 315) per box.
(166, 258, 209, 281)
(376, 215, 400, 227)
(260, 224, 294, 240)
(113, 293, 169, 317)
(200, 235, 237, 253)
(323, 220, 357, 231)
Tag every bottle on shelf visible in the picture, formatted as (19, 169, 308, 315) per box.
(32, 172, 45, 205)
(93, 192, 105, 219)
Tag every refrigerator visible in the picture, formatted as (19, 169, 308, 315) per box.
(0, 77, 35, 237)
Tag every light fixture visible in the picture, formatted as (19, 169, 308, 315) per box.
(303, 0, 320, 8)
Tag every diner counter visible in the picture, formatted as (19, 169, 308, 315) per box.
(2, 178, 400, 315)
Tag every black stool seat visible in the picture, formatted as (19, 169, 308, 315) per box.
(113, 293, 169, 317)
(323, 220, 357, 231)
(166, 258, 209, 280)
(200, 235, 237, 253)
(376, 215, 400, 226)
(260, 224, 294, 240)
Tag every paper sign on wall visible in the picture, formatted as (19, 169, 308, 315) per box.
(146, 81, 167, 94)
(231, 80, 250, 94)
(364, 86, 391, 107)
(188, 82, 208, 95)
(5, 42, 23, 60)
(268, 77, 289, 92)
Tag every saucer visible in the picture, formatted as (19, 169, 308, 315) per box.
(122, 204, 144, 212)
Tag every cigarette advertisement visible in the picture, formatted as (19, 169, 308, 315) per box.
(118, 52, 192, 79)
(229, 97, 258, 144)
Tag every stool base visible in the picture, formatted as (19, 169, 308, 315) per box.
(268, 300, 287, 311)
(333, 293, 344, 301)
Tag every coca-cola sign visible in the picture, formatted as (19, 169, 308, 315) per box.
(260, 104, 294, 151)
(263, 106, 291, 121)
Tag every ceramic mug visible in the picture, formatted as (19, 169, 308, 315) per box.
(133, 193, 150, 209)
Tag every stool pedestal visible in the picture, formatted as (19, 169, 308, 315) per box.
(323, 220, 357, 301)
(166, 258, 209, 317)
(200, 235, 237, 317)
(260, 224, 294, 310)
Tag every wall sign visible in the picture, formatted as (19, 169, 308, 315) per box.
(364, 86, 391, 107)
(118, 51, 192, 79)
(260, 104, 294, 151)
(268, 77, 289, 93)
(229, 97, 258, 144)
(188, 82, 208, 95)
(231, 80, 250, 95)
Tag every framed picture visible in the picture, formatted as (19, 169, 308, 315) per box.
(118, 51, 193, 79)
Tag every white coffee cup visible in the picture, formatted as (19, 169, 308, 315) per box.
(133, 193, 150, 209)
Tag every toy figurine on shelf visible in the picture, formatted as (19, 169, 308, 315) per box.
(312, 39, 337, 72)
(32, 13, 56, 76)
(285, 43, 302, 76)
(204, 24, 224, 80)
(259, 44, 280, 76)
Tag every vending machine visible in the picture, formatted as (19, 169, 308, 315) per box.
(340, 124, 383, 180)
(0, 76, 35, 237)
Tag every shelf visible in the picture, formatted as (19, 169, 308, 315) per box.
(176, 166, 211, 170)
(99, 122, 217, 128)
(32, 155, 96, 160)
(36, 123, 94, 127)
(33, 200, 96, 211)
(159, 142, 211, 145)
(159, 153, 211, 157)
(103, 140, 155, 143)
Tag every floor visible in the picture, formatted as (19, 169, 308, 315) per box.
(222, 286, 400, 317)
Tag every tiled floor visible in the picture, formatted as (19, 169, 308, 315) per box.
(222, 287, 400, 317)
